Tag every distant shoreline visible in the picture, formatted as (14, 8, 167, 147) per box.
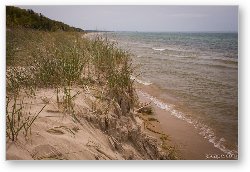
(85, 30, 238, 34)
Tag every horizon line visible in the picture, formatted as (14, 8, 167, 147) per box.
(85, 30, 238, 33)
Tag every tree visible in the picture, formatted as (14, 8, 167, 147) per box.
(6, 6, 84, 32)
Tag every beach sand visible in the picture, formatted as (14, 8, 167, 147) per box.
(6, 31, 234, 160)
(6, 86, 171, 160)
(6, 80, 227, 160)
(136, 82, 225, 160)
(6, 88, 124, 160)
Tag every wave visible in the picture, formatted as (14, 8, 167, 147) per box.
(211, 58, 238, 65)
(199, 63, 237, 70)
(152, 48, 166, 51)
(138, 90, 238, 156)
(130, 76, 152, 86)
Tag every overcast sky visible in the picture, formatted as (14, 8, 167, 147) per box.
(17, 5, 238, 32)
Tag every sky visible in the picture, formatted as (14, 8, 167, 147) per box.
(17, 5, 238, 32)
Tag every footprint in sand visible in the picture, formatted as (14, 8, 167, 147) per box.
(46, 126, 78, 135)
(31, 144, 66, 160)
(46, 128, 65, 135)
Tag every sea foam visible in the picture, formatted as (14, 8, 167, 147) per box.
(152, 48, 166, 51)
(138, 90, 238, 156)
(130, 76, 152, 86)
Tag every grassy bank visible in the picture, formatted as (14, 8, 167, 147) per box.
(7, 28, 135, 137)
(6, 28, 177, 159)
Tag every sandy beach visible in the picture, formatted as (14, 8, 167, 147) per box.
(6, 31, 237, 160)
(6, 86, 172, 160)
(135, 82, 231, 160)
(5, 6, 238, 160)
(6, 28, 180, 160)
(6, 80, 227, 160)
(6, 30, 238, 160)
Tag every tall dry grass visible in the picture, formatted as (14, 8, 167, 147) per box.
(6, 28, 137, 141)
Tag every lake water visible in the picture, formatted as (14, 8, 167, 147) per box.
(106, 32, 238, 155)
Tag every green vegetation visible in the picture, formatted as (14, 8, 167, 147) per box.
(6, 27, 136, 141)
(6, 96, 46, 141)
(5, 7, 177, 160)
(6, 6, 83, 32)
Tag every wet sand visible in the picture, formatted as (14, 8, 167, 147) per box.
(136, 83, 225, 160)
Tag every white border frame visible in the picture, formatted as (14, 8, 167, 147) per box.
(1, 1, 249, 172)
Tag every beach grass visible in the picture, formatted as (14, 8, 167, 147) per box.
(6, 95, 46, 141)
(6, 28, 136, 141)
(5, 28, 180, 160)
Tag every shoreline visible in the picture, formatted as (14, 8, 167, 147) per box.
(85, 32, 238, 159)
(135, 82, 235, 160)
(6, 30, 176, 160)
(6, 30, 237, 160)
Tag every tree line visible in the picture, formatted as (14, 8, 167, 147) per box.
(6, 6, 84, 32)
